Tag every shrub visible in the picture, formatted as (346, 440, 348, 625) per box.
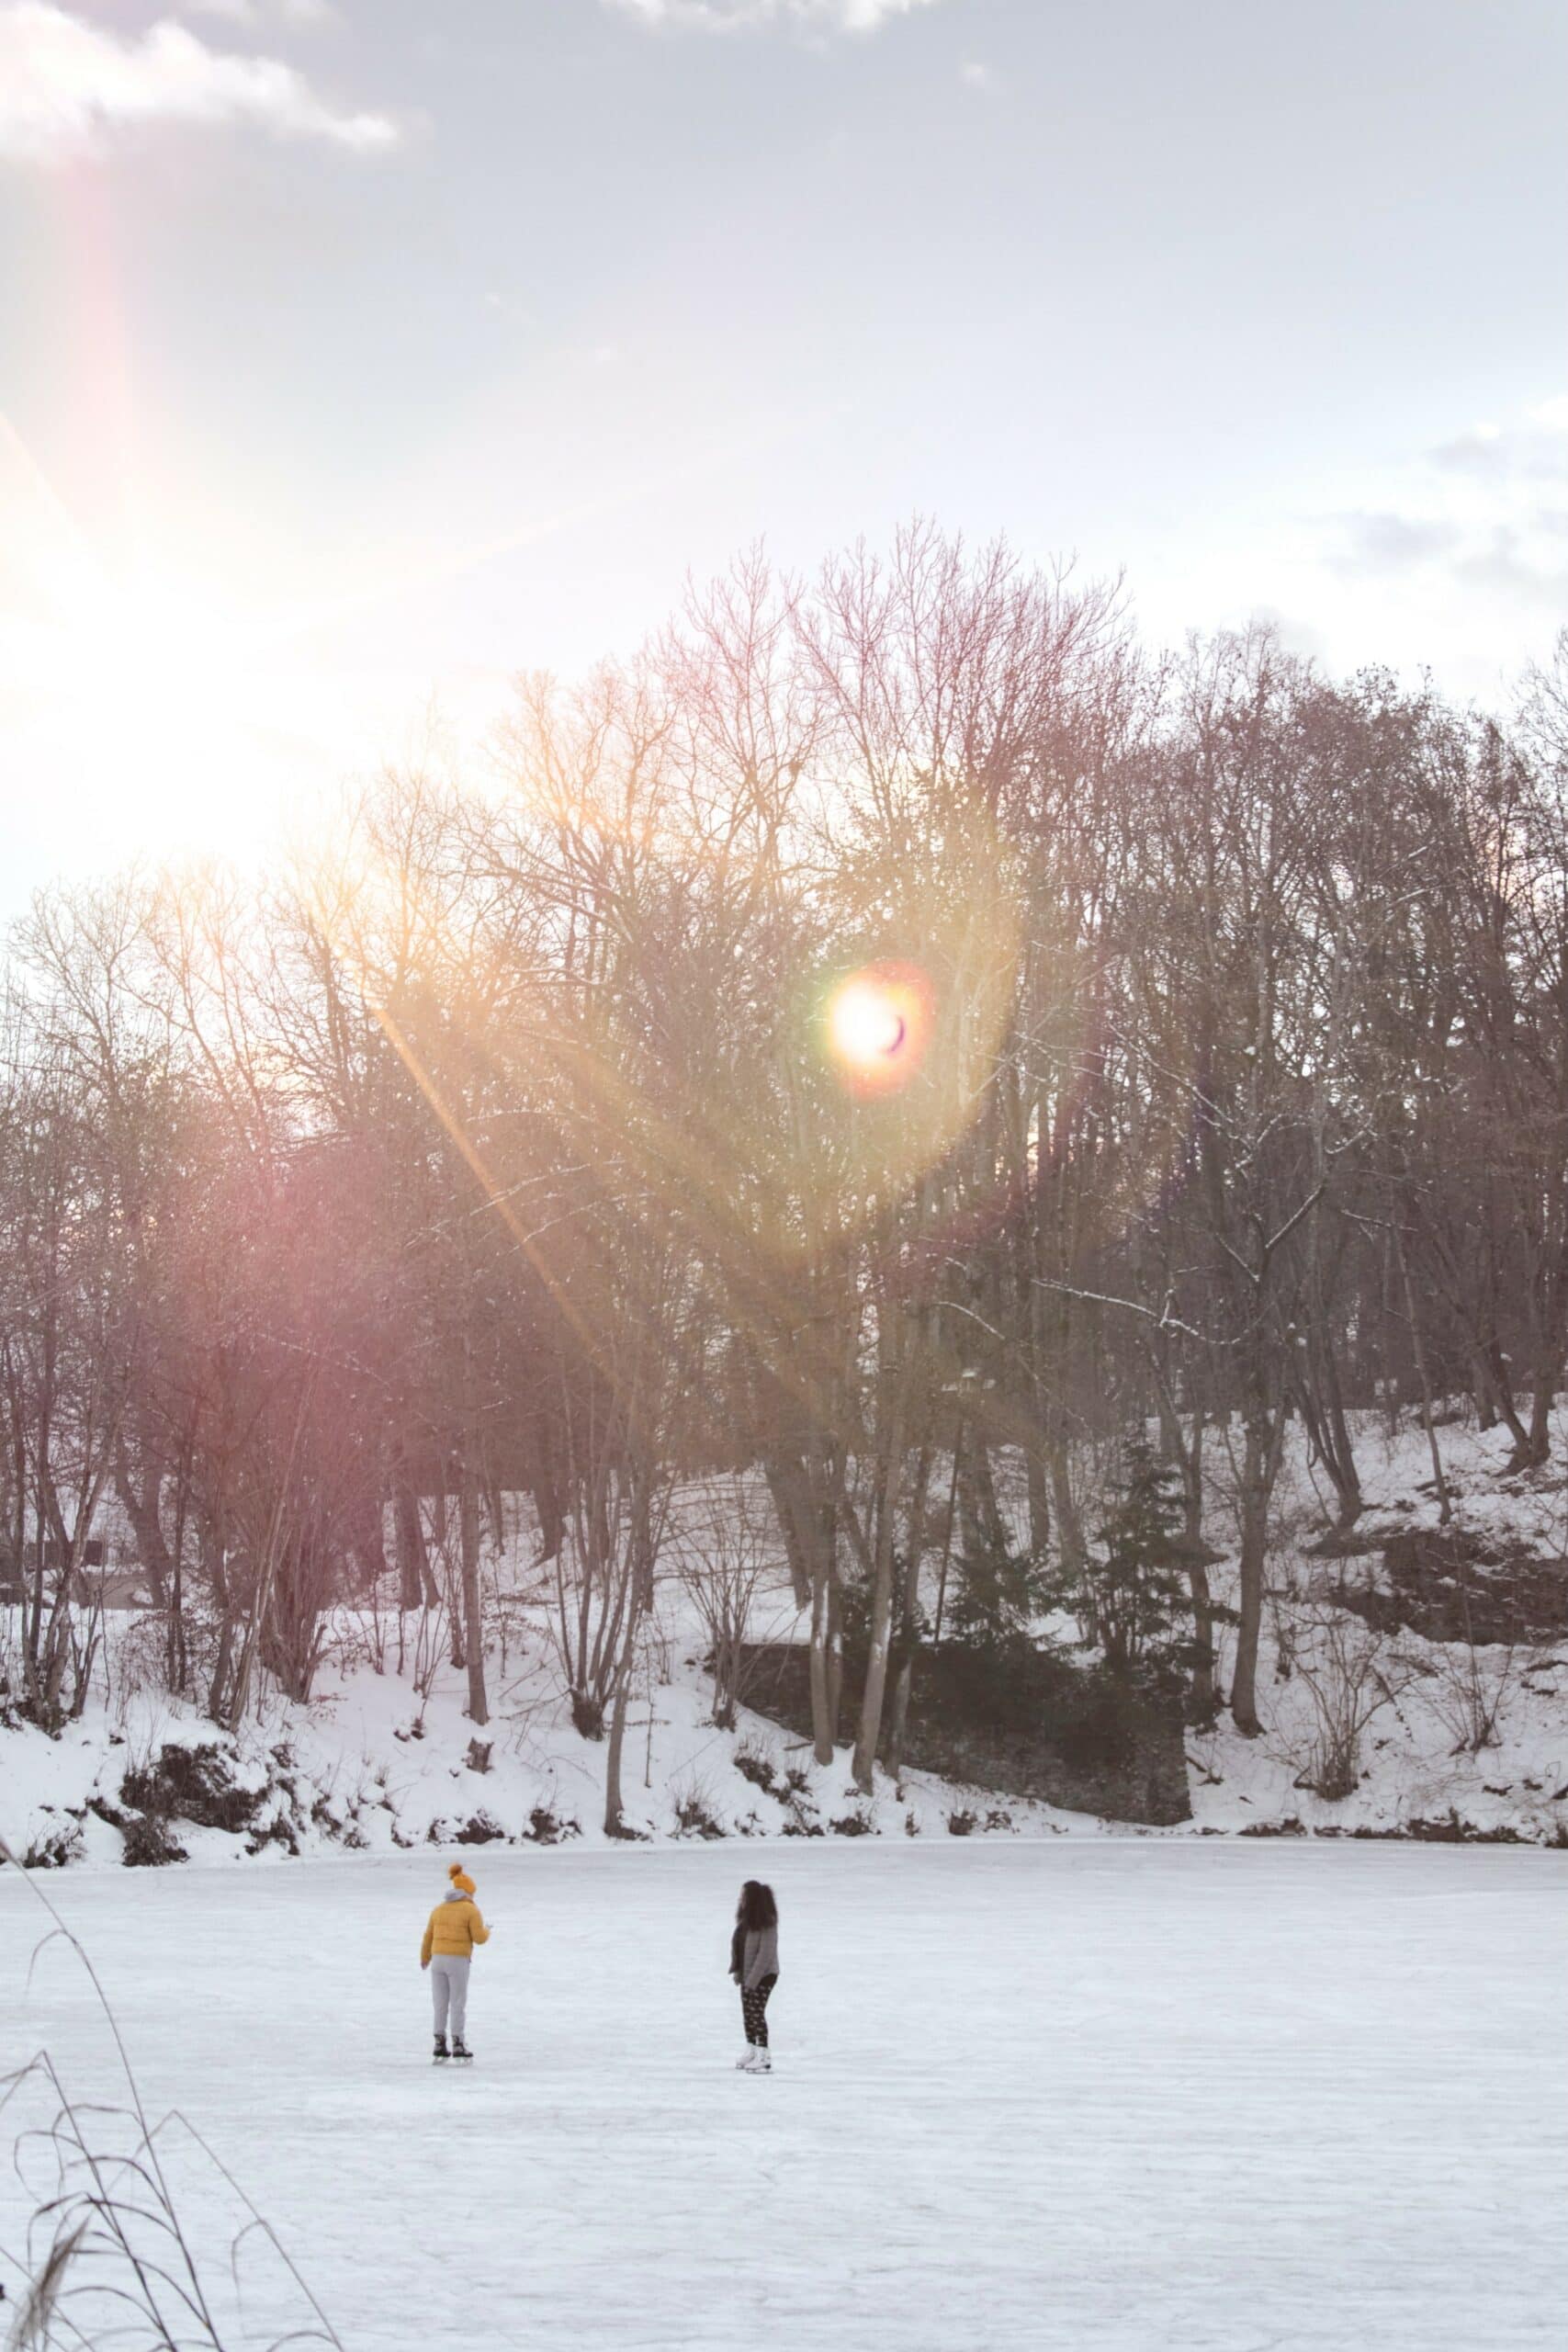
(1427, 1639, 1517, 1756)
(672, 1783, 726, 1840)
(244, 1812, 299, 1858)
(734, 1740, 781, 1794)
(455, 1811, 506, 1845)
(118, 1743, 261, 1836)
(18, 1819, 84, 1870)
(524, 1804, 577, 1845)
(1292, 1611, 1405, 1800)
(120, 1812, 188, 1868)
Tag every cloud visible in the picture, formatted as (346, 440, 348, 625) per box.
(1334, 514, 1461, 572)
(183, 0, 341, 24)
(607, 0, 949, 33)
(1431, 402, 1568, 486)
(0, 3, 394, 162)
(1327, 397, 1568, 609)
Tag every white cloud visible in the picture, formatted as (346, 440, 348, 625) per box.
(183, 1, 340, 23)
(1328, 397, 1568, 609)
(0, 3, 394, 162)
(608, 0, 948, 34)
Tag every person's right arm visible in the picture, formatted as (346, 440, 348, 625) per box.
(420, 1914, 434, 1968)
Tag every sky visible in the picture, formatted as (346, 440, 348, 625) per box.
(0, 0, 1564, 910)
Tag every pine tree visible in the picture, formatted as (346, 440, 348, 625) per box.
(1051, 1439, 1192, 1685)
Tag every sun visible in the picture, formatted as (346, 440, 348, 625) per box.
(829, 978, 908, 1068)
(824, 962, 933, 1096)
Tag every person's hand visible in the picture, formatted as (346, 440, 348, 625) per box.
(421, 1959, 429, 1971)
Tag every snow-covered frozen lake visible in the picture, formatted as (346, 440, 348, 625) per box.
(2, 1843, 1563, 2351)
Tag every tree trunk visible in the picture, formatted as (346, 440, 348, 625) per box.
(852, 1396, 908, 1793)
(394, 1481, 429, 1611)
(1482, 1340, 1530, 1457)
(1183, 1551, 1220, 1723)
(113, 1438, 173, 1608)
(1047, 1441, 1086, 1585)
(762, 1454, 817, 1611)
(603, 1664, 632, 1835)
(459, 1476, 489, 1725)
(602, 1599, 643, 1836)
(886, 1443, 934, 1777)
(1230, 1411, 1283, 1736)
(344, 1483, 389, 1594)
(1024, 1446, 1050, 1557)
(807, 1568, 836, 1765)
(1515, 1354, 1557, 1470)
(1396, 1218, 1452, 1523)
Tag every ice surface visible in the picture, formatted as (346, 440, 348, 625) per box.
(2, 1844, 1563, 2350)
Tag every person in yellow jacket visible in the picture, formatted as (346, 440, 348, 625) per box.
(421, 1862, 491, 2062)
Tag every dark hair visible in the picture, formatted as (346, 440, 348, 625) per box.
(736, 1880, 777, 1931)
(729, 1879, 778, 1978)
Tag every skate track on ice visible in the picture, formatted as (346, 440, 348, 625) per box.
(1, 1843, 1562, 2351)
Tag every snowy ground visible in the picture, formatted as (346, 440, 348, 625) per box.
(3, 1844, 1563, 2351)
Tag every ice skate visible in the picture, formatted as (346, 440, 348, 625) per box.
(451, 2036, 474, 2064)
(433, 2036, 449, 2064)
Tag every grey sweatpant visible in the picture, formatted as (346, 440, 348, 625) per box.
(430, 1954, 470, 2039)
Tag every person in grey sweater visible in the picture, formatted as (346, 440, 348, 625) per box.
(728, 1880, 780, 2072)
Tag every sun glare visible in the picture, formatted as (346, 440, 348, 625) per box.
(825, 963, 933, 1098)
(830, 979, 907, 1066)
(11, 558, 337, 869)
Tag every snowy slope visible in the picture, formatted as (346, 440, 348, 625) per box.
(1183, 1409, 1568, 1842)
(3, 1410, 1567, 1866)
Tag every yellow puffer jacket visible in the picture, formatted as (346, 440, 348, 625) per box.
(422, 1894, 491, 1962)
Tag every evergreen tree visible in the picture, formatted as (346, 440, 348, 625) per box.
(1050, 1440, 1192, 1685)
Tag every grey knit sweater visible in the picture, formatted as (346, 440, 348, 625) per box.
(740, 1924, 780, 1990)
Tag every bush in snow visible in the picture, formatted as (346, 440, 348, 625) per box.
(524, 1804, 577, 1845)
(120, 1811, 190, 1868)
(829, 1804, 874, 1837)
(455, 1811, 506, 1845)
(1427, 1637, 1518, 1756)
(671, 1775, 726, 1839)
(733, 1737, 782, 1794)
(1290, 1610, 1406, 1800)
(118, 1744, 262, 1837)
(12, 1819, 84, 1871)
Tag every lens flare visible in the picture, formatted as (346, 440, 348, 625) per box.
(826, 963, 932, 1096)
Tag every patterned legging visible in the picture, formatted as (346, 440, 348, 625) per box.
(740, 1973, 777, 2047)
